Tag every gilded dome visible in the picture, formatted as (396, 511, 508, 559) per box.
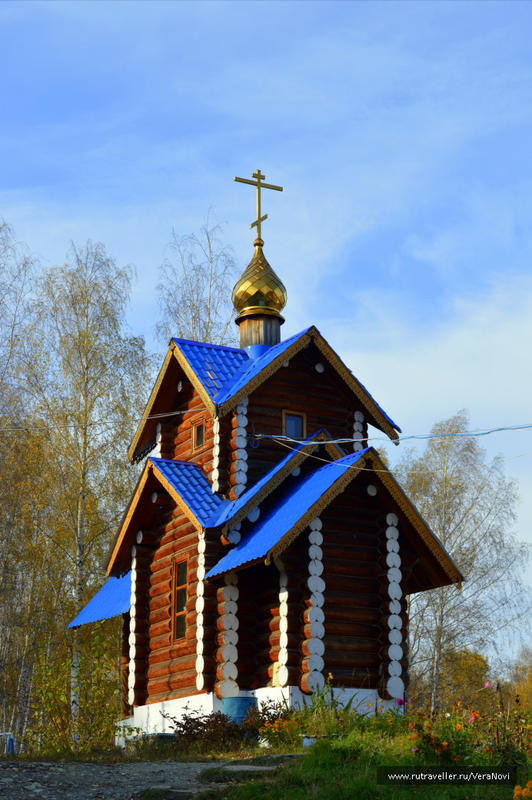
(232, 239, 287, 317)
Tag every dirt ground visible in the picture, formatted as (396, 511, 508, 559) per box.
(0, 759, 218, 800)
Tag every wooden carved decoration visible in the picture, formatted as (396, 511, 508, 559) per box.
(301, 518, 326, 694)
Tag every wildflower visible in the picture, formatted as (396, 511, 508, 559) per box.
(483, 747, 490, 753)
(328, 672, 333, 680)
(411, 733, 418, 740)
(456, 724, 462, 731)
(408, 722, 415, 730)
(442, 741, 449, 749)
(411, 747, 418, 753)
(484, 681, 490, 688)
(454, 755, 460, 762)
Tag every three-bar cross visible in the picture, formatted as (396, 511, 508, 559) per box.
(234, 169, 283, 241)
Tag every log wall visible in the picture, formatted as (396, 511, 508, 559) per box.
(143, 506, 216, 705)
(318, 481, 411, 691)
(244, 344, 369, 486)
(157, 387, 215, 478)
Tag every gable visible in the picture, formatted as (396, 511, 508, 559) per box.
(214, 327, 400, 443)
(209, 430, 335, 534)
(107, 457, 224, 575)
(128, 327, 400, 463)
(205, 447, 462, 590)
(128, 346, 205, 463)
(205, 449, 370, 578)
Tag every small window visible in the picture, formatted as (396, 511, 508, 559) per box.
(282, 410, 306, 439)
(172, 559, 187, 641)
(192, 421, 204, 450)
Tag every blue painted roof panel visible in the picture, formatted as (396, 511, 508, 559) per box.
(173, 329, 400, 432)
(173, 338, 248, 403)
(151, 457, 224, 526)
(68, 572, 131, 628)
(205, 448, 369, 578)
(214, 328, 312, 406)
(207, 431, 322, 528)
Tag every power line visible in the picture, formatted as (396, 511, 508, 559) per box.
(256, 423, 532, 447)
(1, 415, 531, 448)
(0, 409, 188, 433)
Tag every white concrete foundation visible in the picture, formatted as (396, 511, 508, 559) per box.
(116, 685, 400, 744)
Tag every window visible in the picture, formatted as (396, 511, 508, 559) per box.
(192, 421, 204, 450)
(282, 410, 306, 439)
(172, 559, 187, 641)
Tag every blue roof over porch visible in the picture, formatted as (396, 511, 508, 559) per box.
(68, 572, 131, 628)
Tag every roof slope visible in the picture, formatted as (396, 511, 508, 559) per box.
(129, 326, 400, 462)
(152, 458, 224, 527)
(68, 573, 131, 628)
(207, 431, 323, 530)
(173, 338, 248, 402)
(206, 447, 463, 587)
(107, 457, 225, 574)
(213, 328, 312, 406)
(206, 449, 370, 578)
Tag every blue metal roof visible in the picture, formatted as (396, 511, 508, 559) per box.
(151, 457, 225, 526)
(206, 448, 370, 579)
(214, 328, 312, 406)
(173, 338, 248, 403)
(173, 329, 312, 408)
(207, 431, 322, 528)
(173, 329, 400, 433)
(68, 572, 131, 628)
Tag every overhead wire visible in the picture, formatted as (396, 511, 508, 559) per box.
(0, 408, 189, 433)
(256, 422, 532, 447)
(1, 413, 531, 444)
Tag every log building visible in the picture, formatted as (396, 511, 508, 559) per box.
(70, 170, 462, 734)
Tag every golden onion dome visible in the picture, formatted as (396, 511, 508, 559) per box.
(232, 238, 287, 318)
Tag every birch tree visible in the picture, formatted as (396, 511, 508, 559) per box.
(0, 221, 35, 742)
(21, 241, 152, 746)
(394, 412, 529, 713)
(156, 215, 237, 346)
(0, 219, 32, 416)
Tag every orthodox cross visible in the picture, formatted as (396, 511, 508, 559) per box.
(234, 169, 283, 241)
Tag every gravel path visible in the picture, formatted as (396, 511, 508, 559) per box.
(0, 760, 218, 800)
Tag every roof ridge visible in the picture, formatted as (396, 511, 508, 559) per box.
(207, 429, 326, 530)
(172, 337, 245, 354)
(149, 456, 203, 468)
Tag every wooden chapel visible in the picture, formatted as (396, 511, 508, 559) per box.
(69, 170, 462, 734)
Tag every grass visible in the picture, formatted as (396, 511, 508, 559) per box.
(198, 766, 273, 784)
(12, 681, 530, 799)
(199, 738, 525, 800)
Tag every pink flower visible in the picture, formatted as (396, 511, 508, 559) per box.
(484, 681, 490, 688)
(396, 698, 404, 706)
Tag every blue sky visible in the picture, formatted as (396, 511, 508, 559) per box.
(2, 0, 532, 602)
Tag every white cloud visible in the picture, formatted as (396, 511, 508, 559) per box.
(339, 276, 532, 587)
